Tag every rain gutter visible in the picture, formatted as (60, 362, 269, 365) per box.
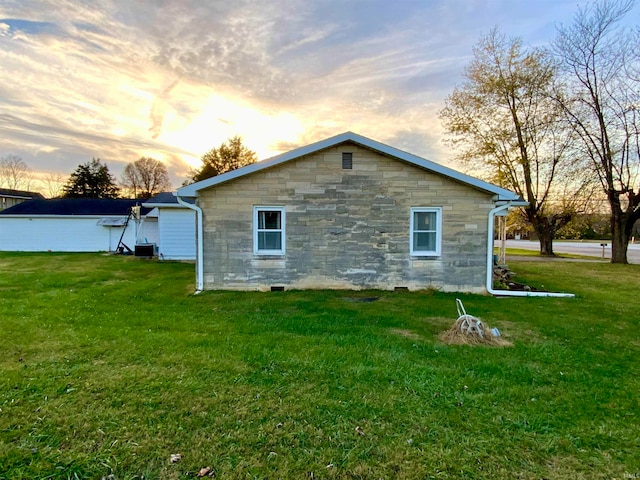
(176, 194, 204, 294)
(486, 202, 575, 298)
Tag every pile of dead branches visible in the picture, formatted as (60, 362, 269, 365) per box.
(438, 299, 512, 347)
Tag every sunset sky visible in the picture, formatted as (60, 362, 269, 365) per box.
(1, 0, 632, 193)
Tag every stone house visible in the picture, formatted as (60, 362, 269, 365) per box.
(176, 132, 526, 293)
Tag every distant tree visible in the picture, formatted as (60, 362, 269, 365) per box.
(120, 157, 172, 198)
(0, 155, 34, 190)
(440, 29, 587, 255)
(41, 173, 65, 198)
(186, 136, 257, 184)
(557, 212, 612, 240)
(552, 0, 640, 263)
(62, 158, 120, 198)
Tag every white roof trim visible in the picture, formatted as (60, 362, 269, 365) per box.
(177, 131, 524, 202)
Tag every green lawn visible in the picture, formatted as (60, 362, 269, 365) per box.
(0, 253, 638, 479)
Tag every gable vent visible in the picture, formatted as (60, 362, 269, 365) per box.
(342, 152, 353, 169)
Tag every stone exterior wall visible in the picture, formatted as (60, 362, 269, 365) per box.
(197, 143, 495, 292)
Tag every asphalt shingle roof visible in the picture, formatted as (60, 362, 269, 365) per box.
(143, 192, 194, 205)
(0, 198, 150, 216)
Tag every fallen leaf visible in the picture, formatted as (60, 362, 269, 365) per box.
(170, 453, 182, 464)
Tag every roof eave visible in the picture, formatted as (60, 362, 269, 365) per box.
(141, 202, 189, 208)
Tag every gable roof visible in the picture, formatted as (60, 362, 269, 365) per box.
(0, 188, 45, 200)
(0, 198, 150, 216)
(177, 131, 525, 203)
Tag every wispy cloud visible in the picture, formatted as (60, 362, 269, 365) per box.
(149, 78, 181, 139)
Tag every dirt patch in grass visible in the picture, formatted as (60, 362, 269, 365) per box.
(389, 328, 423, 340)
(342, 296, 380, 303)
(496, 320, 546, 343)
(421, 316, 458, 328)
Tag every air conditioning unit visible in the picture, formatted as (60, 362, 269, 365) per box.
(135, 243, 155, 258)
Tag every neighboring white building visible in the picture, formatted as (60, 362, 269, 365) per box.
(142, 192, 196, 261)
(0, 188, 44, 211)
(0, 198, 148, 252)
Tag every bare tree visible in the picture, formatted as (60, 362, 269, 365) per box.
(41, 173, 66, 198)
(120, 157, 172, 198)
(553, 0, 640, 263)
(440, 29, 587, 255)
(0, 155, 35, 190)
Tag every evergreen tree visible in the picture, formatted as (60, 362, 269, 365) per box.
(62, 158, 120, 198)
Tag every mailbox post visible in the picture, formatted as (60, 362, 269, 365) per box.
(600, 243, 608, 259)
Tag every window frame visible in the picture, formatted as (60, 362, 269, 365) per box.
(253, 206, 286, 256)
(410, 207, 442, 257)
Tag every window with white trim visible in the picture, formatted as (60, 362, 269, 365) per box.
(410, 207, 442, 256)
(254, 206, 285, 255)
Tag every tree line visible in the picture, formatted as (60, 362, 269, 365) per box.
(0, 135, 257, 200)
(440, 0, 639, 264)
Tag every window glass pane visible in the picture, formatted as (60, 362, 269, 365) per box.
(258, 210, 281, 230)
(258, 231, 282, 250)
(414, 211, 436, 231)
(413, 232, 436, 252)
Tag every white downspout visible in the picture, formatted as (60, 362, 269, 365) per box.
(176, 195, 204, 294)
(486, 202, 575, 298)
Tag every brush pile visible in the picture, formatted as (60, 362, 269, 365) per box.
(438, 299, 512, 347)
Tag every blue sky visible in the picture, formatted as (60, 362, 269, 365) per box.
(0, 0, 627, 192)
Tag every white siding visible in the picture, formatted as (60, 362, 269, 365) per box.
(0, 216, 137, 252)
(158, 208, 196, 260)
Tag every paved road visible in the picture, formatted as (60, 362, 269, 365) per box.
(505, 240, 640, 264)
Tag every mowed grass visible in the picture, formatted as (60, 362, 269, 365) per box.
(0, 253, 638, 479)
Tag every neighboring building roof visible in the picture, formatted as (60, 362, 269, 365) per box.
(0, 188, 45, 200)
(177, 131, 526, 203)
(142, 191, 195, 208)
(0, 198, 150, 216)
